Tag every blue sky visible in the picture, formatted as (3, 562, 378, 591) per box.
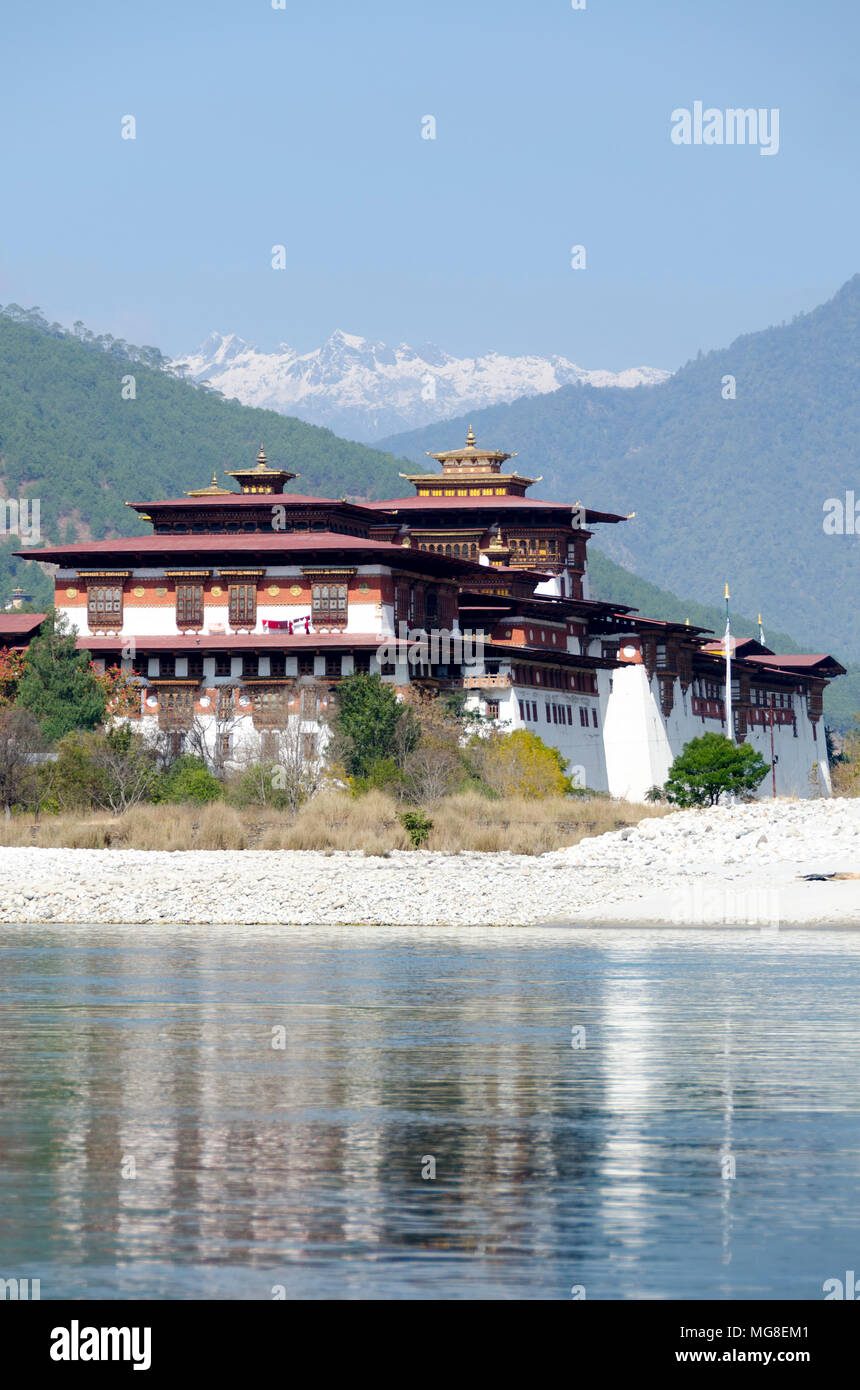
(2, 0, 856, 368)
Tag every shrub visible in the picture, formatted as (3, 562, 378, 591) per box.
(159, 755, 222, 804)
(468, 728, 574, 799)
(228, 760, 298, 810)
(52, 723, 160, 813)
(663, 733, 770, 807)
(350, 756, 407, 796)
(399, 810, 433, 848)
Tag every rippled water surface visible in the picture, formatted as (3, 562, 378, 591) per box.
(1, 923, 858, 1299)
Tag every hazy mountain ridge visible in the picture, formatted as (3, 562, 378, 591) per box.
(382, 276, 860, 663)
(0, 306, 407, 607)
(174, 329, 670, 442)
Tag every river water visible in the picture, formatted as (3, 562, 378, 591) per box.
(1, 923, 858, 1300)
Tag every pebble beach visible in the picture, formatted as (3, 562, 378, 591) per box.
(2, 799, 860, 927)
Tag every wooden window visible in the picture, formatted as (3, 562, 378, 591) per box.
(438, 587, 455, 626)
(354, 652, 371, 675)
(228, 584, 257, 628)
(176, 584, 204, 628)
(216, 688, 235, 719)
(243, 655, 259, 678)
(159, 655, 175, 678)
(187, 654, 204, 680)
(157, 687, 192, 731)
(412, 584, 425, 628)
(214, 654, 232, 677)
(592, 708, 598, 728)
(394, 582, 410, 626)
(486, 700, 499, 720)
(325, 655, 342, 679)
(87, 584, 123, 629)
(165, 730, 185, 758)
(312, 583, 348, 626)
(298, 654, 315, 676)
(251, 687, 290, 725)
(269, 653, 286, 678)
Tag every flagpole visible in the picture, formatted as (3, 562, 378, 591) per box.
(758, 612, 766, 647)
(724, 583, 733, 743)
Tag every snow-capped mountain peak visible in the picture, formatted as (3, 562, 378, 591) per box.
(174, 329, 671, 442)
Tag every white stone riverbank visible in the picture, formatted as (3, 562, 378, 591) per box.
(2, 799, 860, 928)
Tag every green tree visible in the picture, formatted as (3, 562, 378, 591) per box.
(331, 673, 417, 779)
(53, 724, 160, 812)
(663, 733, 770, 807)
(469, 728, 575, 799)
(159, 754, 222, 804)
(0, 706, 44, 815)
(15, 607, 106, 741)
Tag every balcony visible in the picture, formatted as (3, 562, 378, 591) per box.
(459, 673, 512, 689)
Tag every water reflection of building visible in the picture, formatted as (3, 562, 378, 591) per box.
(20, 936, 610, 1281)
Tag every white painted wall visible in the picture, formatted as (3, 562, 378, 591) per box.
(602, 665, 675, 801)
(602, 667, 832, 802)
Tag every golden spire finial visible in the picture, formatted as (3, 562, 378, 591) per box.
(465, 424, 476, 447)
(256, 444, 268, 466)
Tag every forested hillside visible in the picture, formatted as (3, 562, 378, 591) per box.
(0, 305, 406, 605)
(383, 276, 860, 664)
(590, 549, 860, 730)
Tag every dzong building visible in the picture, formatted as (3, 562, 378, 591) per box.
(18, 433, 844, 800)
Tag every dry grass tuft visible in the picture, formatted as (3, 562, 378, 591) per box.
(0, 790, 668, 855)
(271, 790, 408, 851)
(113, 805, 195, 851)
(424, 791, 669, 855)
(194, 802, 247, 850)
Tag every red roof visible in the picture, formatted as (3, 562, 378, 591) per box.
(14, 532, 489, 576)
(748, 653, 846, 674)
(129, 493, 375, 512)
(0, 612, 46, 635)
(702, 636, 773, 656)
(365, 496, 627, 523)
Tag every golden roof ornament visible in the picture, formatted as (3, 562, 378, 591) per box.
(226, 446, 297, 494)
(185, 471, 233, 497)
